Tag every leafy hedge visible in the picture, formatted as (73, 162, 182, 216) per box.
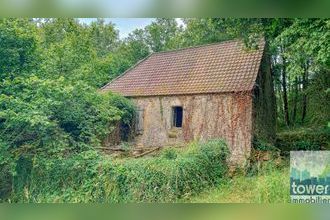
(6, 140, 229, 203)
(276, 128, 330, 152)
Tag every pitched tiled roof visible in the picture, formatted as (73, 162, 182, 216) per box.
(101, 39, 265, 97)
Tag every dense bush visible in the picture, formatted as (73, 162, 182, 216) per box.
(108, 93, 136, 141)
(276, 128, 330, 152)
(0, 76, 134, 152)
(0, 76, 136, 201)
(6, 140, 229, 203)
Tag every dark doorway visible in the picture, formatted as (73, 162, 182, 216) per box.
(172, 106, 183, 128)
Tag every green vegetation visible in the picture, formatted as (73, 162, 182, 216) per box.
(276, 127, 330, 152)
(4, 140, 228, 202)
(186, 160, 290, 203)
(0, 18, 329, 203)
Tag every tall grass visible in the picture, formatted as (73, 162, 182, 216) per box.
(186, 160, 290, 203)
(7, 140, 229, 203)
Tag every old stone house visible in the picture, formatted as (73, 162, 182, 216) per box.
(101, 39, 276, 164)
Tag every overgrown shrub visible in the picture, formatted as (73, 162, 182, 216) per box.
(0, 76, 124, 152)
(108, 93, 136, 141)
(7, 140, 229, 203)
(276, 128, 330, 152)
(0, 76, 136, 201)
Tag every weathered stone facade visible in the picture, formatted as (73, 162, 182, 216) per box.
(133, 92, 253, 164)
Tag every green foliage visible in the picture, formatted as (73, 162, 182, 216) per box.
(186, 160, 289, 203)
(0, 17, 329, 203)
(106, 93, 136, 141)
(88, 18, 119, 57)
(7, 140, 228, 202)
(36, 18, 143, 88)
(161, 148, 178, 160)
(251, 161, 289, 203)
(278, 19, 329, 69)
(0, 76, 123, 152)
(179, 18, 231, 47)
(39, 19, 97, 79)
(306, 70, 330, 126)
(0, 76, 135, 201)
(72, 56, 114, 88)
(107, 93, 136, 126)
(253, 139, 278, 151)
(0, 18, 39, 78)
(276, 128, 330, 152)
(144, 18, 182, 52)
(0, 140, 14, 201)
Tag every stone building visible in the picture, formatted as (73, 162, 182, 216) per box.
(101, 39, 276, 164)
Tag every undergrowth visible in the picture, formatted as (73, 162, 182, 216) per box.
(276, 127, 330, 152)
(5, 139, 229, 203)
(186, 159, 290, 203)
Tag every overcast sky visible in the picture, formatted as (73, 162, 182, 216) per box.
(79, 18, 183, 39)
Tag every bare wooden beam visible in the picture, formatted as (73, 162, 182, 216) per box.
(134, 147, 160, 158)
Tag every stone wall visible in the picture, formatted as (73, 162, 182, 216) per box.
(132, 92, 253, 164)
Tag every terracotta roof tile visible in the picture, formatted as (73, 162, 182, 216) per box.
(101, 39, 265, 97)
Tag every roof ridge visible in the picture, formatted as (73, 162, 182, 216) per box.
(152, 38, 241, 55)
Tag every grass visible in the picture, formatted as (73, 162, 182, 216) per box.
(6, 139, 229, 203)
(185, 160, 290, 203)
(4, 139, 291, 203)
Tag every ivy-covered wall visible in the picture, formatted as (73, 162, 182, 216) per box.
(132, 92, 253, 165)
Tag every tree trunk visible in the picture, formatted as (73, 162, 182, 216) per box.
(282, 56, 290, 126)
(301, 62, 309, 123)
(276, 78, 284, 118)
(292, 76, 298, 123)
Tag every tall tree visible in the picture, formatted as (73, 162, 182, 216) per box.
(179, 18, 231, 47)
(88, 18, 119, 57)
(279, 18, 329, 125)
(281, 50, 290, 126)
(292, 76, 299, 123)
(144, 18, 181, 52)
(39, 18, 96, 79)
(0, 18, 39, 79)
(301, 61, 309, 123)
